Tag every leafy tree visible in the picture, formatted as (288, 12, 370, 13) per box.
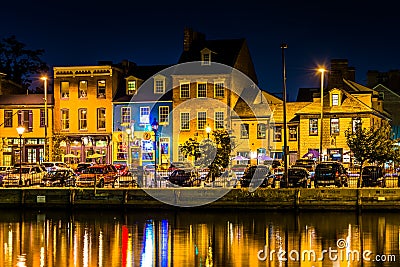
(345, 123, 399, 187)
(0, 35, 49, 89)
(52, 133, 69, 161)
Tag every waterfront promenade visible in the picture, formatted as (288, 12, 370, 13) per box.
(1, 187, 400, 211)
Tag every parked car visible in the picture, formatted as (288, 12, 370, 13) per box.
(281, 166, 311, 188)
(74, 162, 94, 175)
(42, 161, 72, 172)
(3, 164, 46, 187)
(167, 169, 201, 187)
(292, 159, 317, 177)
(76, 164, 119, 188)
(0, 166, 13, 185)
(361, 166, 385, 187)
(167, 161, 194, 171)
(239, 165, 271, 188)
(41, 169, 77, 187)
(314, 161, 348, 187)
(204, 170, 238, 188)
(114, 163, 129, 176)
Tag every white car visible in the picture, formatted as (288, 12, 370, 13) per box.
(42, 162, 72, 172)
(3, 165, 46, 187)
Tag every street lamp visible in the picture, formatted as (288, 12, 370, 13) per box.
(16, 125, 25, 186)
(151, 118, 159, 187)
(318, 68, 326, 162)
(125, 128, 131, 170)
(206, 125, 211, 139)
(281, 43, 289, 186)
(41, 76, 48, 162)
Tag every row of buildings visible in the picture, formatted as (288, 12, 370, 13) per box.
(0, 28, 399, 168)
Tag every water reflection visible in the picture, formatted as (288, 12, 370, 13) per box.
(0, 210, 399, 266)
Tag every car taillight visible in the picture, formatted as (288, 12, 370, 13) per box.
(335, 171, 339, 177)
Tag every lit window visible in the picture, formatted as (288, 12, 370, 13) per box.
(79, 81, 88, 98)
(309, 118, 318, 136)
(202, 53, 211, 65)
(257, 123, 266, 139)
(159, 106, 169, 124)
(121, 107, 131, 124)
(127, 80, 136, 95)
(215, 112, 224, 129)
(180, 112, 190, 130)
(197, 111, 206, 130)
(332, 94, 339, 106)
(289, 126, 297, 141)
(97, 80, 106, 98)
(18, 110, 32, 132)
(97, 108, 106, 130)
(352, 118, 362, 133)
(180, 83, 190, 98)
(60, 81, 69, 98)
(330, 118, 340, 135)
(61, 109, 69, 130)
(40, 109, 46, 127)
(78, 109, 87, 130)
(140, 107, 150, 124)
(240, 124, 249, 139)
(273, 126, 282, 142)
(197, 83, 207, 98)
(214, 82, 224, 98)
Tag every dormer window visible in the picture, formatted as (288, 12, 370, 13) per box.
(201, 48, 212, 65)
(154, 75, 166, 94)
(332, 94, 339, 106)
(127, 80, 136, 95)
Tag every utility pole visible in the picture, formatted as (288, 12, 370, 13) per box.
(281, 43, 289, 186)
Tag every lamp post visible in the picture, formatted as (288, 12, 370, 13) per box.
(41, 76, 48, 162)
(151, 119, 159, 187)
(318, 68, 326, 162)
(16, 126, 25, 186)
(281, 43, 289, 186)
(125, 128, 131, 170)
(206, 125, 211, 139)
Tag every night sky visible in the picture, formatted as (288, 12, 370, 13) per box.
(1, 0, 399, 100)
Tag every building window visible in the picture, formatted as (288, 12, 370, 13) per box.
(97, 80, 106, 98)
(240, 124, 249, 139)
(180, 83, 190, 98)
(4, 110, 13, 127)
(97, 108, 106, 130)
(214, 82, 224, 98)
(18, 110, 33, 132)
(197, 111, 206, 130)
(60, 81, 69, 98)
(127, 80, 136, 95)
(121, 107, 131, 124)
(202, 53, 211, 65)
(197, 83, 207, 98)
(257, 123, 266, 139)
(79, 80, 88, 98)
(309, 118, 318, 136)
(352, 118, 362, 133)
(273, 126, 282, 142)
(116, 141, 127, 160)
(159, 106, 169, 125)
(215, 111, 224, 129)
(140, 107, 150, 124)
(40, 109, 46, 127)
(78, 109, 87, 130)
(61, 109, 69, 130)
(154, 78, 165, 94)
(332, 94, 339, 106)
(180, 112, 190, 130)
(330, 118, 340, 135)
(289, 126, 297, 141)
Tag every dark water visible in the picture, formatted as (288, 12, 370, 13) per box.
(0, 208, 399, 267)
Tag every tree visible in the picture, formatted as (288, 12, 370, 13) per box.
(345, 123, 400, 187)
(52, 133, 69, 161)
(0, 35, 49, 89)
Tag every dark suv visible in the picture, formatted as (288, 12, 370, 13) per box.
(281, 166, 311, 188)
(314, 161, 348, 187)
(362, 166, 385, 187)
(239, 165, 271, 188)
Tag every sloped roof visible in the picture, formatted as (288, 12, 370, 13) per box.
(0, 94, 54, 105)
(344, 79, 376, 93)
(232, 88, 279, 119)
(271, 102, 309, 124)
(296, 87, 320, 102)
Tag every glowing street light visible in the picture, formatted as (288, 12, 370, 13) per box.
(318, 68, 326, 162)
(206, 125, 211, 139)
(16, 125, 25, 185)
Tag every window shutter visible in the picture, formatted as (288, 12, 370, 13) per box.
(28, 110, 33, 132)
(18, 110, 22, 125)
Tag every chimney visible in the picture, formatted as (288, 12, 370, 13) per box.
(327, 59, 356, 89)
(183, 27, 205, 51)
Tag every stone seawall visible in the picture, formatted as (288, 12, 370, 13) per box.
(0, 188, 399, 210)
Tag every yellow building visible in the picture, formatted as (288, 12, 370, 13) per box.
(53, 65, 124, 164)
(0, 94, 53, 165)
